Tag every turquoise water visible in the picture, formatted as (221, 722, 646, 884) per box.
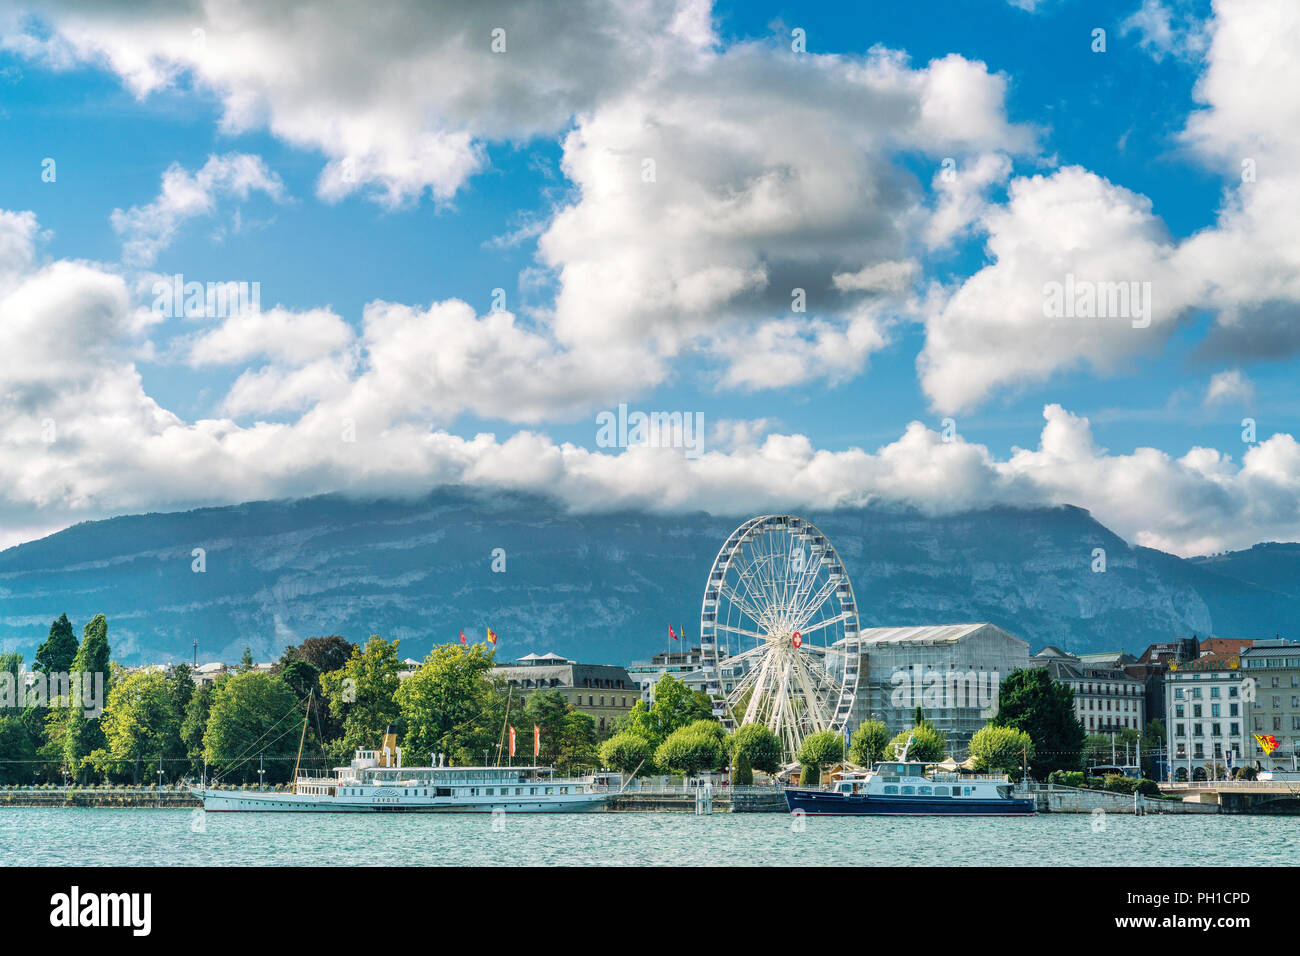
(2, 809, 1298, 865)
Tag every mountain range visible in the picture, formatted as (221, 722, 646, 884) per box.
(1, 488, 1297, 666)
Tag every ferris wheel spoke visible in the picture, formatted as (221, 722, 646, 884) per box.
(792, 577, 839, 629)
(790, 609, 851, 638)
(713, 622, 769, 642)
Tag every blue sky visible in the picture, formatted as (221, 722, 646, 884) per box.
(0, 0, 1297, 556)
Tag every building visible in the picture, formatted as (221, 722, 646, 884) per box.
(1032, 646, 1146, 733)
(845, 623, 1030, 755)
(1164, 661, 1250, 781)
(491, 653, 637, 734)
(1128, 636, 1254, 733)
(627, 646, 708, 703)
(1240, 639, 1300, 771)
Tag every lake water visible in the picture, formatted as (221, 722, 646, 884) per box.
(2, 809, 1298, 865)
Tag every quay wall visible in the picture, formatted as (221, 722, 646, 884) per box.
(0, 787, 202, 808)
(1036, 786, 1218, 814)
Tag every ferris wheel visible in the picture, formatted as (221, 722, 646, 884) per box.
(698, 515, 861, 759)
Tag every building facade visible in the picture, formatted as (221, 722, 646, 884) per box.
(1032, 646, 1146, 733)
(1164, 662, 1250, 781)
(845, 623, 1030, 756)
(491, 653, 637, 734)
(1240, 639, 1300, 771)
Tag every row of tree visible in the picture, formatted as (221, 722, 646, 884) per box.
(0, 616, 609, 785)
(1, 615, 1151, 786)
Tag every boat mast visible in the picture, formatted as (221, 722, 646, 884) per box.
(291, 689, 312, 787)
(496, 684, 514, 767)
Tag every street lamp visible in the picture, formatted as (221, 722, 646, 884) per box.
(258, 755, 266, 790)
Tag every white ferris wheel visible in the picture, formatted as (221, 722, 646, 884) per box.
(698, 515, 861, 759)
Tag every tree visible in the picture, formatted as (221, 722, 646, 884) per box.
(280, 658, 321, 702)
(181, 683, 215, 775)
(322, 635, 402, 754)
(992, 667, 1085, 779)
(282, 636, 355, 675)
(167, 664, 195, 719)
(523, 690, 571, 765)
(732, 751, 753, 785)
(730, 723, 781, 774)
(654, 720, 727, 777)
(1141, 719, 1165, 778)
(556, 710, 598, 775)
(626, 675, 713, 744)
(97, 670, 183, 784)
(0, 715, 36, 785)
(62, 614, 111, 781)
(394, 643, 500, 766)
(204, 672, 301, 783)
(0, 652, 21, 682)
(599, 730, 655, 774)
(969, 725, 1033, 779)
(886, 724, 947, 762)
(237, 647, 255, 673)
(849, 720, 890, 766)
(35, 614, 78, 674)
(796, 729, 845, 786)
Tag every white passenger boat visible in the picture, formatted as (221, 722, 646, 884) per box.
(194, 731, 609, 813)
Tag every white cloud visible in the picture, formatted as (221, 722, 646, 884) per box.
(6, 0, 717, 206)
(1204, 369, 1253, 406)
(1121, 0, 1210, 62)
(111, 153, 285, 266)
(919, 166, 1194, 413)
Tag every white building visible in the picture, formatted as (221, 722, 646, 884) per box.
(1031, 646, 1146, 733)
(1164, 664, 1250, 781)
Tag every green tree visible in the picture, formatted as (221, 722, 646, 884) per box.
(796, 729, 845, 786)
(0, 715, 36, 785)
(322, 635, 402, 754)
(1141, 719, 1165, 778)
(598, 730, 655, 774)
(969, 724, 1033, 779)
(35, 614, 78, 674)
(282, 635, 355, 675)
(167, 663, 195, 720)
(62, 614, 111, 781)
(394, 642, 499, 766)
(523, 690, 571, 765)
(849, 720, 890, 766)
(730, 722, 782, 775)
(626, 674, 713, 744)
(732, 751, 753, 785)
(654, 719, 727, 777)
(237, 646, 255, 673)
(280, 658, 321, 702)
(181, 683, 215, 775)
(0, 651, 21, 682)
(993, 667, 1086, 778)
(886, 724, 947, 762)
(556, 710, 599, 775)
(204, 671, 302, 783)
(97, 670, 183, 784)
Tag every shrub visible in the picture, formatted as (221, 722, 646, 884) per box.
(732, 751, 753, 786)
(1101, 774, 1138, 795)
(1136, 778, 1160, 797)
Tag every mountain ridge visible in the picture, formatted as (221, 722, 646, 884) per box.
(1, 488, 1296, 665)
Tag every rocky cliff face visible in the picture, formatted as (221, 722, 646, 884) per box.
(0, 489, 1294, 665)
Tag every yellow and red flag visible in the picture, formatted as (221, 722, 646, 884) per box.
(459, 629, 466, 644)
(486, 628, 498, 645)
(1254, 733, 1280, 755)
(509, 726, 516, 757)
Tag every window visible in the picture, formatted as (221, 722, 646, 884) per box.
(1211, 703, 1220, 717)
(1211, 686, 1221, 698)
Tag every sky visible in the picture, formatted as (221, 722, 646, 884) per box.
(0, 0, 1297, 557)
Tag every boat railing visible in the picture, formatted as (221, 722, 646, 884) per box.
(928, 772, 1011, 783)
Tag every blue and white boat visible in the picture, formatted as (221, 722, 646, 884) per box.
(783, 739, 1036, 817)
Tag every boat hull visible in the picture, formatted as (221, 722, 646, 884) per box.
(784, 787, 1036, 816)
(195, 789, 608, 813)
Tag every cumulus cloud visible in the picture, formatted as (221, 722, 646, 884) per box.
(1204, 369, 1253, 406)
(110, 153, 285, 266)
(6, 0, 716, 206)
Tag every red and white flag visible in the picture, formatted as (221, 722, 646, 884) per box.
(509, 726, 516, 757)
(669, 625, 678, 641)
(533, 724, 541, 758)
(459, 629, 466, 644)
